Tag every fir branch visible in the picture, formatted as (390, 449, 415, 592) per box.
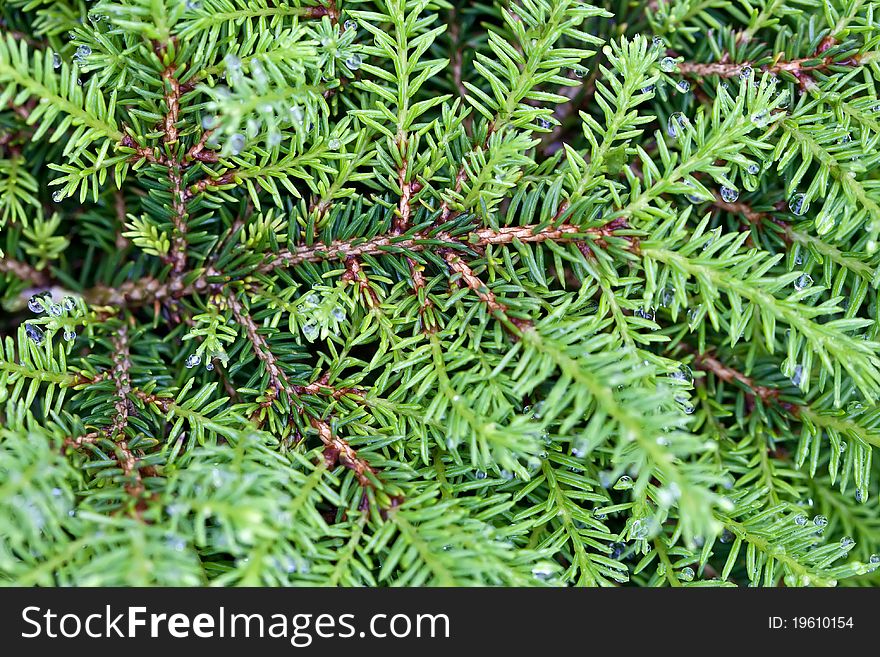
(4, 0, 880, 589)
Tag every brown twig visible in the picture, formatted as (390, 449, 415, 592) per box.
(442, 249, 509, 317)
(80, 221, 630, 313)
(438, 163, 471, 223)
(342, 256, 381, 308)
(109, 324, 133, 437)
(263, 221, 628, 272)
(184, 128, 219, 164)
(312, 417, 376, 488)
(689, 349, 780, 404)
(678, 41, 870, 91)
(133, 388, 173, 413)
(85, 270, 212, 309)
(63, 431, 101, 449)
(226, 290, 292, 395)
(0, 257, 50, 287)
(712, 195, 793, 241)
(185, 170, 238, 199)
(113, 191, 132, 251)
(109, 324, 158, 502)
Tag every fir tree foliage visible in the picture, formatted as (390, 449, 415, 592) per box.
(1, 0, 880, 587)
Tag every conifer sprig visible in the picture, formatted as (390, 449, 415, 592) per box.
(1, 0, 880, 587)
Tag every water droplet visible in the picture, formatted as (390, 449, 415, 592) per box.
(63, 330, 76, 342)
(571, 438, 590, 458)
(657, 483, 681, 506)
(263, 129, 280, 147)
(25, 323, 44, 344)
(813, 515, 828, 527)
(573, 66, 587, 79)
(652, 36, 664, 50)
(659, 286, 675, 307)
(840, 536, 855, 548)
(184, 354, 201, 369)
(635, 307, 655, 321)
(794, 514, 807, 526)
(794, 273, 813, 291)
(289, 105, 304, 124)
(346, 54, 362, 70)
(251, 59, 272, 84)
(660, 57, 677, 72)
(201, 114, 217, 130)
(670, 364, 694, 384)
(47, 304, 62, 317)
(52, 190, 64, 202)
(630, 518, 649, 539)
(719, 529, 734, 543)
(53, 52, 62, 69)
(302, 322, 319, 340)
(855, 489, 864, 503)
(166, 533, 187, 552)
(720, 186, 739, 203)
(789, 363, 804, 387)
(75, 45, 91, 61)
(592, 508, 607, 520)
(331, 307, 346, 321)
(28, 295, 45, 313)
(614, 475, 633, 490)
(344, 19, 357, 31)
(641, 84, 655, 94)
(676, 80, 690, 93)
(62, 296, 76, 311)
(224, 54, 241, 71)
(666, 112, 689, 139)
(205, 362, 215, 371)
(679, 566, 695, 582)
(228, 133, 246, 155)
(869, 554, 880, 564)
(739, 65, 752, 80)
(532, 401, 544, 419)
(538, 117, 552, 130)
(751, 110, 769, 128)
(747, 163, 759, 175)
(531, 564, 555, 580)
(789, 192, 809, 215)
(328, 138, 340, 150)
